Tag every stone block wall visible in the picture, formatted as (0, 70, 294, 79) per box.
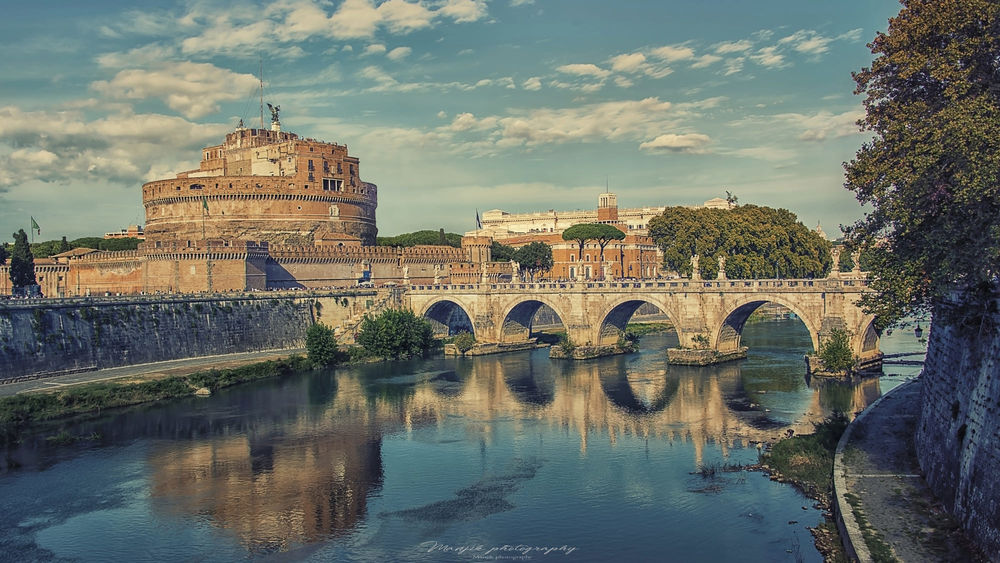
(0, 290, 378, 381)
(915, 301, 1000, 556)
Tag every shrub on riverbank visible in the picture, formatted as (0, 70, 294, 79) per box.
(356, 309, 435, 360)
(0, 355, 313, 445)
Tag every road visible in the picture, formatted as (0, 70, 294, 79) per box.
(0, 348, 306, 397)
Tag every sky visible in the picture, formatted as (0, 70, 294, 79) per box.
(0, 0, 903, 241)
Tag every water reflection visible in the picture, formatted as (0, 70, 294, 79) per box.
(0, 319, 905, 561)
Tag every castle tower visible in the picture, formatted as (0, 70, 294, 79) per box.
(142, 120, 378, 246)
(597, 192, 619, 223)
(462, 235, 493, 264)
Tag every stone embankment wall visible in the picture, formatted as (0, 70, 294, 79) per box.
(0, 290, 383, 382)
(915, 301, 1000, 556)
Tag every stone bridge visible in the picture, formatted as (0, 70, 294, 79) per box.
(404, 273, 880, 365)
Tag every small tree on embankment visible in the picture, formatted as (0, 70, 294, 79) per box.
(305, 323, 338, 367)
(356, 309, 435, 360)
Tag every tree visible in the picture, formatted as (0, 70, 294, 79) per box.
(647, 205, 831, 279)
(305, 323, 338, 367)
(58, 236, 71, 253)
(844, 1, 1000, 327)
(591, 223, 626, 266)
(9, 229, 36, 289)
(562, 224, 600, 263)
(818, 328, 856, 373)
(513, 241, 554, 281)
(490, 241, 516, 262)
(376, 230, 462, 248)
(0, 243, 7, 265)
(356, 309, 435, 360)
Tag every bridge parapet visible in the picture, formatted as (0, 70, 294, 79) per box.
(404, 276, 878, 365)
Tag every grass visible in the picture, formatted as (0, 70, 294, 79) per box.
(625, 322, 676, 335)
(844, 493, 898, 562)
(0, 355, 315, 445)
(759, 412, 850, 561)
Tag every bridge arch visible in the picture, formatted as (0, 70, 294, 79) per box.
(714, 296, 821, 354)
(498, 297, 571, 343)
(418, 297, 476, 337)
(595, 297, 682, 347)
(854, 315, 880, 357)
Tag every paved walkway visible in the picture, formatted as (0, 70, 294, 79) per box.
(0, 348, 306, 396)
(834, 378, 984, 562)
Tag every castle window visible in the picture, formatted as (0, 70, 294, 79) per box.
(308, 173, 314, 182)
(308, 160, 314, 171)
(337, 162, 343, 174)
(322, 178, 343, 191)
(189, 183, 203, 190)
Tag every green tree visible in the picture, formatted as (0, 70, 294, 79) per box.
(58, 236, 71, 253)
(9, 229, 36, 289)
(844, 0, 1000, 327)
(513, 241, 554, 281)
(490, 241, 516, 262)
(453, 331, 476, 353)
(305, 323, 338, 367)
(356, 309, 435, 360)
(647, 205, 831, 279)
(376, 230, 462, 248)
(561, 224, 627, 272)
(818, 328, 856, 373)
(0, 243, 7, 265)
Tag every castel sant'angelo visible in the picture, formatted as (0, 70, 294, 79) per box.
(4, 109, 470, 297)
(3, 106, 674, 297)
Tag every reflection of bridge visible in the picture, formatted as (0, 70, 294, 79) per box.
(406, 274, 880, 364)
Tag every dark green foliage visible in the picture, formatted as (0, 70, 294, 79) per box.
(306, 323, 338, 366)
(0, 243, 8, 265)
(647, 205, 831, 279)
(29, 236, 141, 258)
(376, 230, 462, 248)
(562, 223, 626, 267)
(356, 308, 435, 360)
(9, 229, 36, 289)
(844, 1, 1000, 327)
(513, 241, 554, 281)
(490, 241, 516, 262)
(818, 328, 856, 372)
(452, 331, 476, 353)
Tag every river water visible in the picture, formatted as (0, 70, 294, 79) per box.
(0, 318, 926, 562)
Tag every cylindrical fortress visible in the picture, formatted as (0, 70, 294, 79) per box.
(143, 126, 378, 246)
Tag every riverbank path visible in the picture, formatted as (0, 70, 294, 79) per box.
(0, 348, 306, 397)
(835, 378, 984, 562)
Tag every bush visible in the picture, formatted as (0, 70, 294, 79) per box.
(453, 331, 476, 353)
(818, 328, 855, 372)
(306, 323, 338, 367)
(356, 309, 435, 360)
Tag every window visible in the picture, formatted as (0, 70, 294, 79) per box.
(322, 178, 343, 191)
(337, 162, 342, 174)
(308, 159, 314, 171)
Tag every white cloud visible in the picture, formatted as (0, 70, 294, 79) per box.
(778, 30, 833, 56)
(0, 105, 228, 189)
(610, 52, 647, 73)
(639, 133, 711, 153)
(447, 112, 498, 131)
(329, 0, 384, 39)
(750, 46, 785, 68)
(729, 146, 797, 161)
(780, 110, 865, 141)
(378, 0, 436, 33)
(723, 57, 745, 76)
(556, 63, 611, 78)
(90, 62, 259, 119)
(510, 0, 534, 6)
(363, 43, 388, 56)
(614, 76, 634, 88)
(522, 76, 542, 90)
(386, 46, 412, 60)
(714, 40, 753, 54)
(650, 45, 695, 62)
(439, 0, 488, 23)
(690, 54, 722, 69)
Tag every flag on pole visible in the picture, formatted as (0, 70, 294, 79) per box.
(202, 196, 209, 213)
(30, 217, 40, 235)
(476, 209, 482, 229)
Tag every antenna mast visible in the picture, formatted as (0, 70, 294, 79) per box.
(259, 57, 264, 129)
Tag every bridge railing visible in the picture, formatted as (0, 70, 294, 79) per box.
(408, 276, 868, 292)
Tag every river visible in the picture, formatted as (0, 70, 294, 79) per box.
(0, 317, 926, 562)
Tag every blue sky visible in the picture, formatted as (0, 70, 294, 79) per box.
(0, 0, 901, 241)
